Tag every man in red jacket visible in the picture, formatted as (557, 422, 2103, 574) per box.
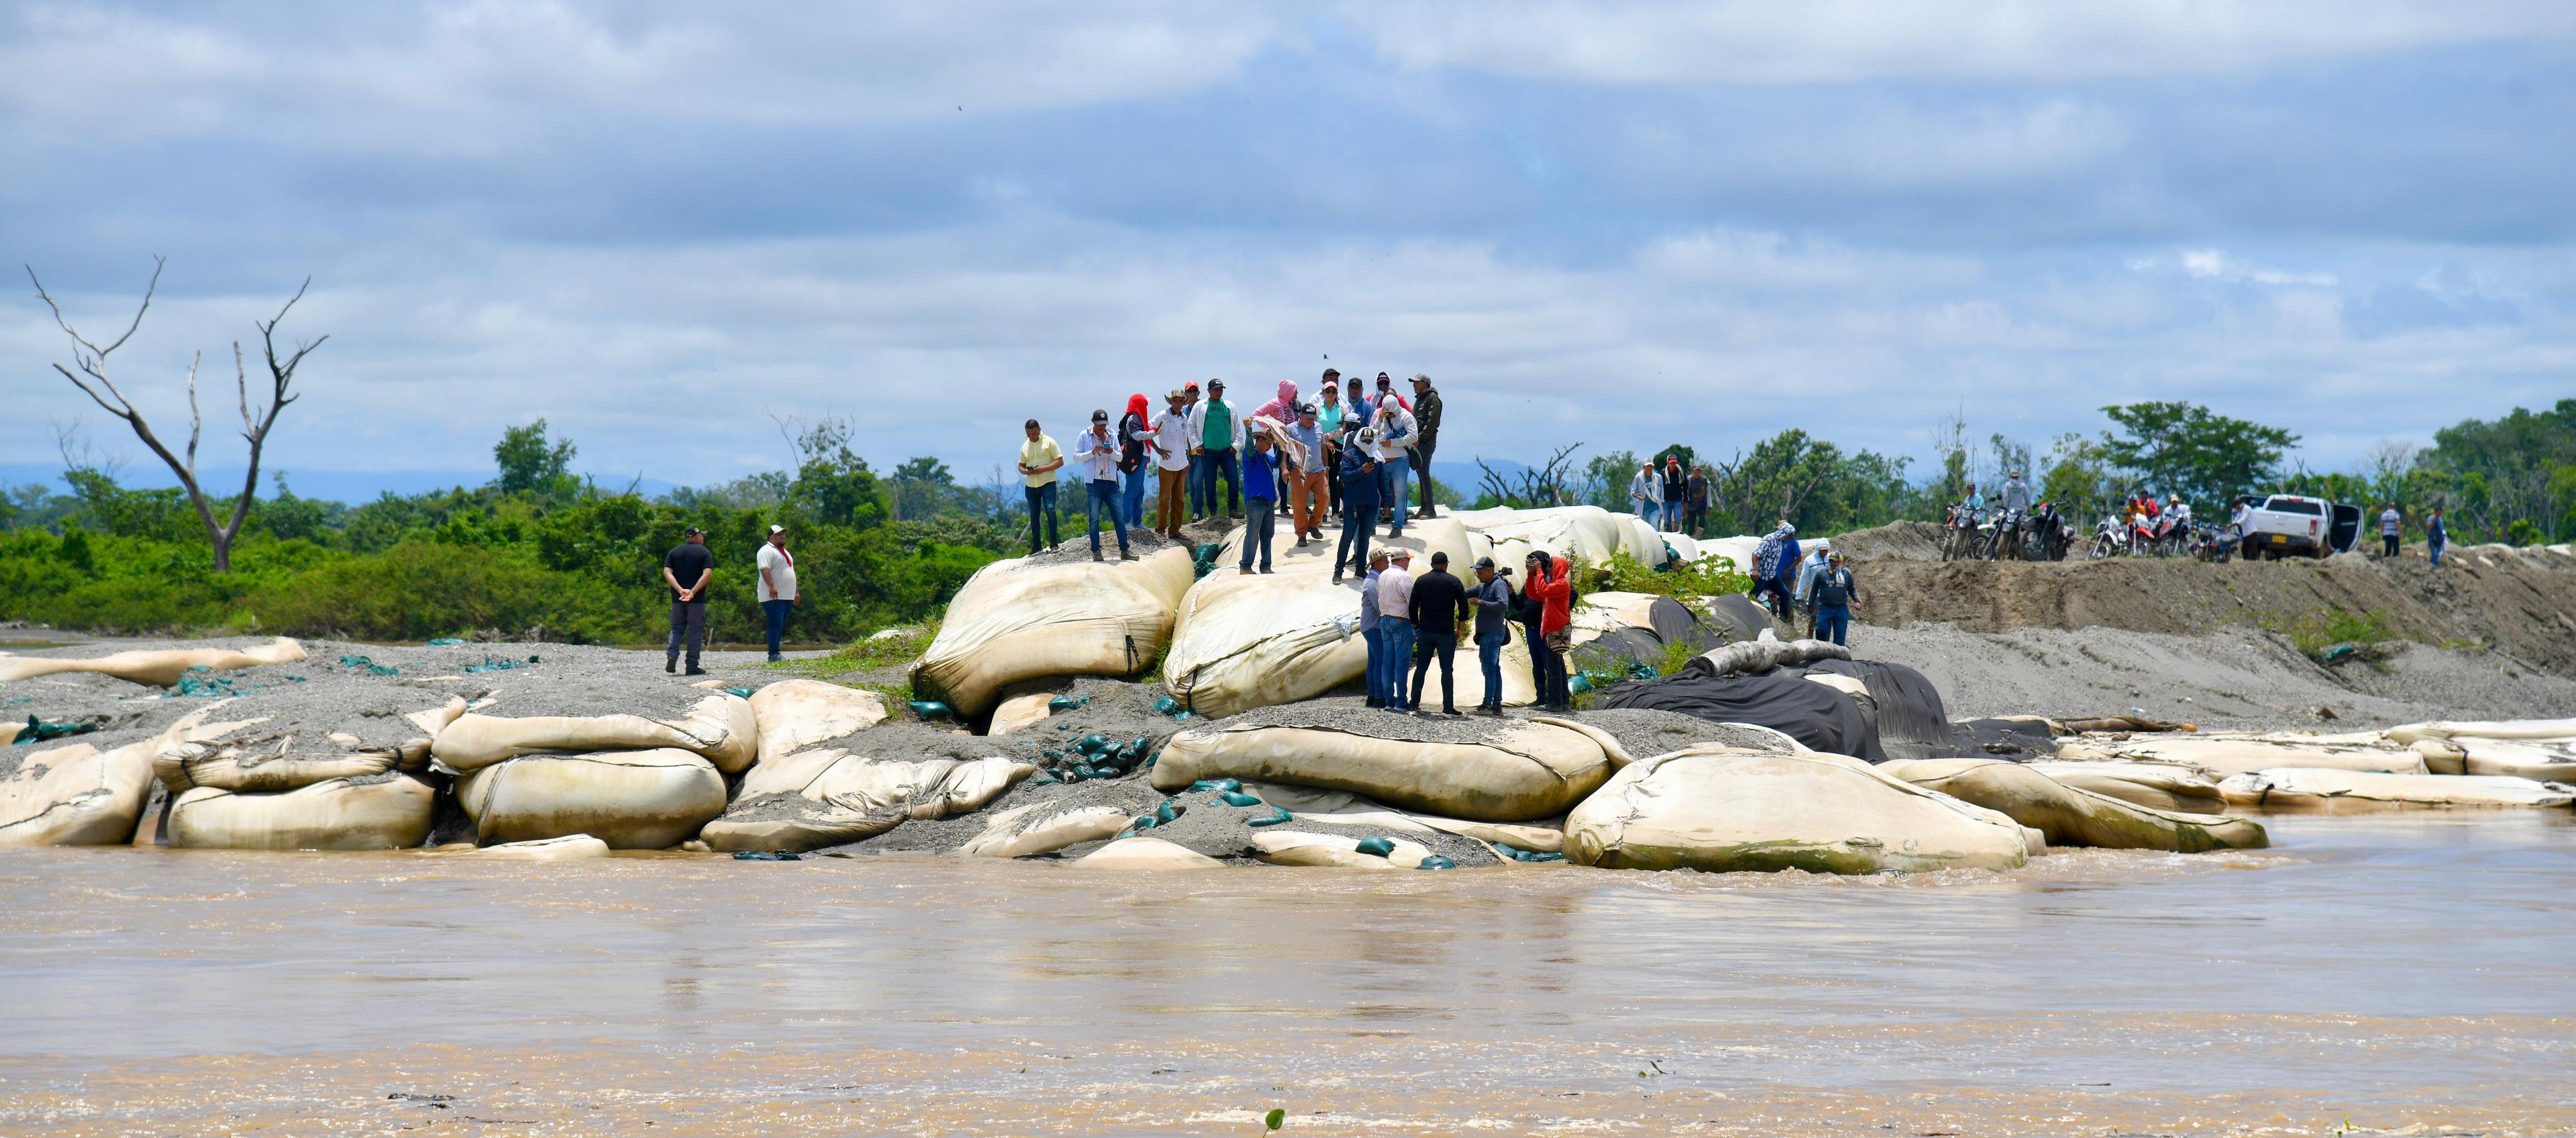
(1521, 549, 1573, 710)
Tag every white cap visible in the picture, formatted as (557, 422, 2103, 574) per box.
(768, 524, 786, 535)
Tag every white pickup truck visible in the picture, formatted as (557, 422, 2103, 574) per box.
(2237, 494, 2363, 560)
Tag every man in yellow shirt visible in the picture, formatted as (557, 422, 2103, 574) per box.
(1017, 418, 1064, 554)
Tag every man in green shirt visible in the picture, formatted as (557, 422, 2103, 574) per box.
(1017, 418, 1064, 554)
(1192, 378, 1242, 520)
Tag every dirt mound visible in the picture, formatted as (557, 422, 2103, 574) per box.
(1832, 524, 2576, 678)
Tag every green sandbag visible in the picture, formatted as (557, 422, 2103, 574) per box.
(1154, 800, 1185, 825)
(13, 716, 99, 745)
(732, 851, 802, 861)
(1153, 695, 1182, 716)
(1190, 778, 1242, 793)
(1248, 807, 1293, 827)
(1355, 836, 1395, 857)
(339, 654, 400, 676)
(1048, 695, 1091, 713)
(1417, 855, 1458, 870)
(723, 687, 756, 699)
(1075, 734, 1112, 756)
(426, 637, 469, 646)
(908, 700, 954, 721)
(1219, 791, 1262, 807)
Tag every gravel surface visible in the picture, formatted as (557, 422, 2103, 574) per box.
(1019, 527, 1185, 566)
(1216, 697, 1554, 745)
(1572, 708, 1800, 759)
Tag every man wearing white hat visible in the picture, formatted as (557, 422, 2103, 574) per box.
(756, 523, 799, 662)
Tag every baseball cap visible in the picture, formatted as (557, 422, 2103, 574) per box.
(1410, 372, 1430, 384)
(683, 525, 705, 536)
(1208, 378, 1226, 391)
(1091, 409, 1109, 422)
(768, 524, 786, 535)
(1390, 548, 1413, 561)
(1472, 556, 1495, 571)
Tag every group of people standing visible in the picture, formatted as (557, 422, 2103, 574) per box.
(1356, 546, 1578, 716)
(1016, 369, 1449, 572)
(658, 523, 802, 673)
(1627, 455, 1714, 536)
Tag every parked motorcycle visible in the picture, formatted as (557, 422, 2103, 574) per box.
(2021, 502, 2069, 562)
(1941, 502, 1983, 562)
(1985, 507, 2027, 561)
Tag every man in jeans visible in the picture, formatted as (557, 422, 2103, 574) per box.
(1071, 409, 1135, 562)
(1358, 549, 1389, 707)
(1805, 550, 1856, 647)
(1193, 378, 1242, 520)
(662, 526, 714, 676)
(1683, 466, 1711, 537)
(1467, 556, 1516, 714)
(1237, 425, 1280, 574)
(1376, 549, 1418, 712)
(1406, 550, 1471, 716)
(1017, 418, 1063, 554)
(755, 523, 797, 663)
(1658, 456, 1688, 531)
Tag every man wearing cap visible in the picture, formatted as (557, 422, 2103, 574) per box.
(1658, 455, 1688, 531)
(1370, 386, 1418, 537)
(1332, 417, 1380, 584)
(1467, 556, 1516, 714)
(1376, 549, 1417, 712)
(1072, 409, 1135, 562)
(1358, 549, 1389, 707)
(1192, 379, 1243, 522)
(1407, 373, 1443, 521)
(1805, 549, 1857, 647)
(661, 526, 715, 675)
(1285, 402, 1327, 545)
(1406, 549, 1471, 716)
(1017, 418, 1064, 555)
(1149, 389, 1193, 538)
(1316, 371, 1345, 515)
(1237, 422, 1280, 574)
(756, 523, 798, 663)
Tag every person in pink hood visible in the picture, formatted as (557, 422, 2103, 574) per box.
(1252, 380, 1299, 423)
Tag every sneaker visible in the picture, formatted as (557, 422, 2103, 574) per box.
(665, 658, 676, 673)
(1259, 567, 1274, 574)
(767, 654, 782, 664)
(1092, 550, 1104, 562)
(684, 667, 708, 677)
(1332, 573, 1344, 584)
(1120, 549, 1138, 561)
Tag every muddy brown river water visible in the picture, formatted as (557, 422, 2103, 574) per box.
(2, 816, 2571, 1136)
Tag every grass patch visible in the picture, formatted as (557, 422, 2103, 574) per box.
(770, 616, 941, 679)
(1577, 550, 1753, 601)
(2258, 607, 2404, 662)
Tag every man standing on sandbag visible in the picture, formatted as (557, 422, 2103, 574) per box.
(1017, 419, 1064, 554)
(1523, 549, 1573, 710)
(756, 523, 797, 664)
(662, 526, 714, 676)
(1073, 409, 1136, 562)
(1807, 549, 1856, 647)
(1149, 389, 1192, 538)
(1286, 402, 1327, 546)
(1371, 392, 1418, 538)
(1378, 549, 1418, 712)
(1407, 373, 1443, 522)
(1360, 549, 1390, 707)
(1194, 379, 1244, 522)
(1684, 465, 1711, 538)
(1407, 550, 1471, 716)
(1333, 419, 1381, 584)
(1469, 556, 1516, 714)
(1237, 424, 1280, 574)
(1318, 371, 1344, 515)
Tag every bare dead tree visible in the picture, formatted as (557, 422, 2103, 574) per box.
(1476, 443, 1583, 507)
(29, 257, 327, 572)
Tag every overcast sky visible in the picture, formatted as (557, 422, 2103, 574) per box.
(6, 1, 2572, 492)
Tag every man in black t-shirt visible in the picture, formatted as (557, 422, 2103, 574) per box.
(663, 527, 715, 675)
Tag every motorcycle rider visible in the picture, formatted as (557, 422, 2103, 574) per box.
(1991, 469, 2032, 559)
(2000, 470, 2031, 514)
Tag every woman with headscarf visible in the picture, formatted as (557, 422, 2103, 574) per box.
(1252, 379, 1299, 423)
(1117, 393, 1153, 528)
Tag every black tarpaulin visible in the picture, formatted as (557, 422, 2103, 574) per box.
(1591, 669, 1884, 762)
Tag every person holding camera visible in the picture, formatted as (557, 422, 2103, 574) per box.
(1468, 556, 1517, 714)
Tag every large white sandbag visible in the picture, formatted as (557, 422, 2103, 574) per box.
(168, 775, 438, 850)
(0, 736, 161, 847)
(1696, 535, 1761, 576)
(443, 834, 613, 861)
(1076, 835, 1225, 868)
(1251, 829, 1438, 869)
(1286, 809, 1565, 853)
(746, 680, 885, 765)
(1162, 521, 1475, 718)
(987, 691, 1057, 737)
(698, 747, 1033, 853)
(454, 749, 728, 848)
(2411, 737, 2576, 781)
(1660, 532, 1701, 562)
(2384, 719, 2576, 745)
(2021, 760, 2225, 812)
(433, 692, 757, 775)
(2220, 768, 2575, 812)
(2058, 735, 2428, 778)
(1564, 746, 2031, 874)
(1153, 715, 1613, 823)
(1616, 513, 1663, 562)
(957, 802, 1133, 858)
(911, 548, 1195, 719)
(1452, 505, 1637, 567)
(0, 636, 306, 688)
(1880, 758, 2267, 852)
(153, 697, 464, 794)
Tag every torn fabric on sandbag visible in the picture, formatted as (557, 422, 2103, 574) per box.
(1589, 669, 1883, 762)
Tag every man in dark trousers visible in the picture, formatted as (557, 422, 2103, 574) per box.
(1467, 556, 1516, 714)
(1407, 373, 1443, 520)
(1407, 549, 1472, 716)
(1683, 465, 1711, 537)
(1805, 549, 1856, 647)
(662, 525, 715, 675)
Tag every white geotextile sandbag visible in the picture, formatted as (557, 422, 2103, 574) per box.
(445, 834, 614, 860)
(697, 747, 1035, 852)
(1564, 746, 2032, 874)
(1154, 718, 1613, 823)
(1452, 505, 1637, 567)
(433, 692, 757, 775)
(1287, 809, 1565, 854)
(153, 698, 465, 794)
(2412, 737, 2576, 781)
(2057, 736, 2428, 778)
(1660, 533, 1701, 562)
(1616, 514, 1663, 562)
(746, 680, 885, 765)
(0, 736, 161, 847)
(455, 749, 728, 849)
(1076, 835, 1224, 868)
(1162, 521, 1476, 718)
(911, 548, 1195, 718)
(2384, 719, 2576, 745)
(1252, 829, 1438, 869)
(1697, 535, 1761, 576)
(986, 691, 1057, 737)
(2021, 760, 2224, 812)
(2220, 768, 2576, 812)
(957, 802, 1132, 858)
(0, 636, 306, 688)
(1879, 758, 2267, 852)
(168, 775, 438, 850)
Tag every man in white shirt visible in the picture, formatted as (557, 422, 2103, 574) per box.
(2379, 504, 2402, 558)
(756, 524, 798, 662)
(1371, 399, 1418, 538)
(1149, 389, 1194, 538)
(1375, 549, 1418, 711)
(1071, 409, 1135, 562)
